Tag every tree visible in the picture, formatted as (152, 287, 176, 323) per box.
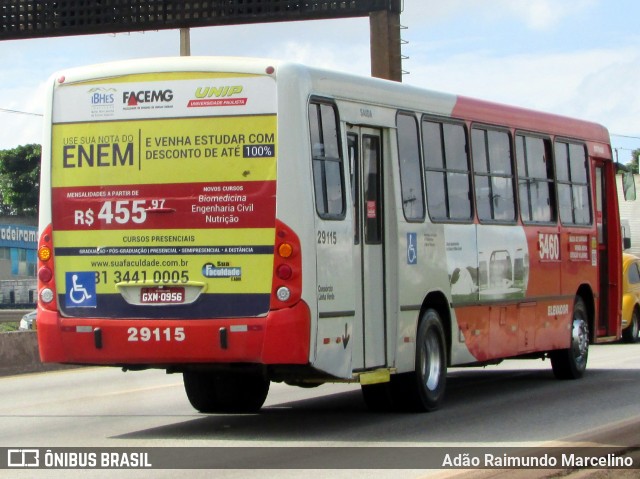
(631, 149, 640, 174)
(0, 144, 41, 216)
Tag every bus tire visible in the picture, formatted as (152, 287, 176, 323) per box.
(550, 297, 589, 379)
(622, 308, 640, 343)
(394, 309, 447, 412)
(183, 371, 269, 413)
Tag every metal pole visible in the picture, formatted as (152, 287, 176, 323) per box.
(369, 1, 402, 82)
(180, 28, 191, 56)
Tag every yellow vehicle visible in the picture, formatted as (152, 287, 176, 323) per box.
(622, 253, 640, 343)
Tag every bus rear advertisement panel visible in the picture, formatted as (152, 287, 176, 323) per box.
(48, 73, 278, 319)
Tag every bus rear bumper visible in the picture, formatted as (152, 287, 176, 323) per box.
(36, 301, 311, 367)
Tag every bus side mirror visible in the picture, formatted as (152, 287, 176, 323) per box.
(622, 171, 636, 201)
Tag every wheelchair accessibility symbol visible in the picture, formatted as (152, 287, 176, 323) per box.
(65, 272, 97, 307)
(407, 232, 417, 265)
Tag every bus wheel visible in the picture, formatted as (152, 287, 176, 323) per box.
(622, 309, 640, 343)
(183, 371, 270, 413)
(550, 297, 589, 379)
(393, 309, 447, 412)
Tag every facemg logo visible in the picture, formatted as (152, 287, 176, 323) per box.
(123, 89, 174, 106)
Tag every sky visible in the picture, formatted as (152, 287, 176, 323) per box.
(0, 0, 639, 164)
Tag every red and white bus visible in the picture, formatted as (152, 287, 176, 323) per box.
(37, 57, 622, 412)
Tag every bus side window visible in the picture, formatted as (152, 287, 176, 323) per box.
(396, 112, 425, 221)
(308, 101, 346, 219)
(555, 141, 591, 225)
(516, 134, 555, 223)
(472, 127, 516, 222)
(422, 118, 472, 221)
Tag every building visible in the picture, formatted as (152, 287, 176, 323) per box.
(0, 217, 37, 306)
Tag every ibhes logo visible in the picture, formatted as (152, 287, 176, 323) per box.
(88, 87, 115, 105)
(123, 90, 174, 106)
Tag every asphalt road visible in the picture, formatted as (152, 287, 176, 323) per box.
(1, 342, 639, 479)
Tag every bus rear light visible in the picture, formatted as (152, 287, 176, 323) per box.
(276, 287, 291, 302)
(38, 266, 53, 283)
(40, 288, 55, 304)
(38, 224, 58, 311)
(38, 245, 52, 262)
(271, 219, 302, 310)
(278, 242, 293, 258)
(276, 264, 293, 280)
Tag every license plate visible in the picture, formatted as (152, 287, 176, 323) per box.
(140, 287, 185, 304)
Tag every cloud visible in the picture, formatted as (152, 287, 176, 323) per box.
(404, 45, 640, 138)
(404, 0, 598, 31)
(566, 55, 640, 136)
(502, 0, 598, 30)
(0, 85, 45, 150)
(265, 40, 370, 76)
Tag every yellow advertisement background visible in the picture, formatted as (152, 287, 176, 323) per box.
(54, 228, 275, 295)
(52, 114, 277, 297)
(52, 115, 277, 187)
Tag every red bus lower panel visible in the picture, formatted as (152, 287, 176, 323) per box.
(36, 301, 311, 366)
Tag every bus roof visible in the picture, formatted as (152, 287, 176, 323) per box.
(294, 62, 610, 145)
(451, 95, 610, 145)
(51, 56, 610, 146)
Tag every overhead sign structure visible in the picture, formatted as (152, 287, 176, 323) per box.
(0, 0, 400, 39)
(1, 0, 403, 81)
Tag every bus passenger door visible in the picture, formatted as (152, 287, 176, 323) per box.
(594, 159, 622, 339)
(348, 127, 386, 369)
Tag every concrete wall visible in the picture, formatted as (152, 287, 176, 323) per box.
(0, 279, 37, 305)
(0, 331, 74, 376)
